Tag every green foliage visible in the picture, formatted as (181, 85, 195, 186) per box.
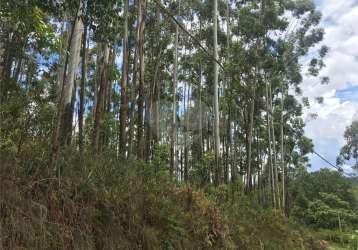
(0, 151, 326, 250)
(151, 143, 170, 173)
(290, 169, 358, 229)
(0, 0, 344, 248)
(337, 121, 358, 171)
(1, 2, 59, 50)
(190, 152, 213, 185)
(315, 229, 358, 250)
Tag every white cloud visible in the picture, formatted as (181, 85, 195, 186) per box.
(320, 0, 358, 22)
(302, 0, 358, 169)
(304, 96, 357, 145)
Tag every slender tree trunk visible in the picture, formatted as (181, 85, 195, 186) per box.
(67, 76, 78, 145)
(231, 122, 236, 183)
(14, 56, 23, 82)
(245, 87, 255, 193)
(136, 0, 146, 159)
(257, 133, 263, 203)
(225, 111, 231, 183)
(120, 0, 129, 157)
(145, 96, 151, 161)
(56, 20, 69, 94)
(213, 0, 221, 185)
(106, 49, 114, 113)
(152, 51, 162, 145)
(0, 22, 6, 80)
(266, 82, 276, 208)
(170, 0, 180, 176)
(128, 36, 139, 159)
(51, 2, 83, 167)
(144, 49, 154, 161)
(226, 0, 231, 184)
(281, 81, 286, 211)
(79, 21, 88, 154)
(269, 83, 281, 209)
(59, 5, 83, 146)
(198, 68, 203, 158)
(92, 43, 110, 152)
(185, 83, 191, 182)
(153, 76, 161, 145)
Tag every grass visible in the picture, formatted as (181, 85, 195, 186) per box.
(0, 150, 330, 249)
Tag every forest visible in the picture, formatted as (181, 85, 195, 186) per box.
(0, 0, 357, 249)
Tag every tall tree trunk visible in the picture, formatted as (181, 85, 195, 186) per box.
(14, 56, 23, 82)
(136, 0, 146, 159)
(51, 2, 83, 167)
(92, 43, 110, 152)
(119, 0, 129, 158)
(231, 122, 237, 183)
(184, 83, 190, 182)
(57, 21, 82, 147)
(128, 35, 139, 159)
(153, 77, 161, 145)
(145, 96, 151, 162)
(152, 52, 162, 145)
(79, 21, 87, 154)
(226, 0, 231, 184)
(225, 111, 231, 183)
(67, 75, 78, 145)
(213, 0, 221, 185)
(197, 65, 203, 160)
(59, 5, 83, 146)
(269, 83, 281, 209)
(245, 88, 255, 193)
(0, 22, 6, 80)
(170, 0, 180, 176)
(281, 81, 286, 211)
(266, 82, 276, 208)
(56, 21, 69, 94)
(106, 49, 114, 113)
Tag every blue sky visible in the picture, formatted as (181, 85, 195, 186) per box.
(336, 85, 358, 102)
(303, 0, 358, 173)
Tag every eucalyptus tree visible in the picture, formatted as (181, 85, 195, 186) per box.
(78, 0, 89, 154)
(273, 0, 328, 209)
(136, 0, 147, 159)
(170, 0, 181, 175)
(0, 0, 330, 213)
(0, 1, 60, 158)
(51, 0, 84, 165)
(119, 0, 129, 157)
(337, 121, 358, 172)
(212, 0, 221, 185)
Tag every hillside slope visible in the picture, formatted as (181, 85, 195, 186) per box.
(0, 154, 326, 250)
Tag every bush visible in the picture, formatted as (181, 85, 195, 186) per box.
(0, 150, 327, 250)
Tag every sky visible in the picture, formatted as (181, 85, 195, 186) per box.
(302, 0, 358, 173)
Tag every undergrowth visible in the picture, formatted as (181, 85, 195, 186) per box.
(0, 150, 327, 250)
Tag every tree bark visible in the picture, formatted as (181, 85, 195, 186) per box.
(281, 81, 286, 211)
(92, 43, 110, 152)
(79, 21, 87, 154)
(51, 2, 83, 166)
(184, 83, 190, 182)
(245, 87, 255, 193)
(269, 83, 281, 209)
(213, 0, 221, 185)
(198, 65, 203, 160)
(136, 0, 146, 159)
(119, 0, 129, 158)
(127, 40, 138, 159)
(59, 3, 83, 146)
(266, 82, 276, 208)
(170, 0, 180, 176)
